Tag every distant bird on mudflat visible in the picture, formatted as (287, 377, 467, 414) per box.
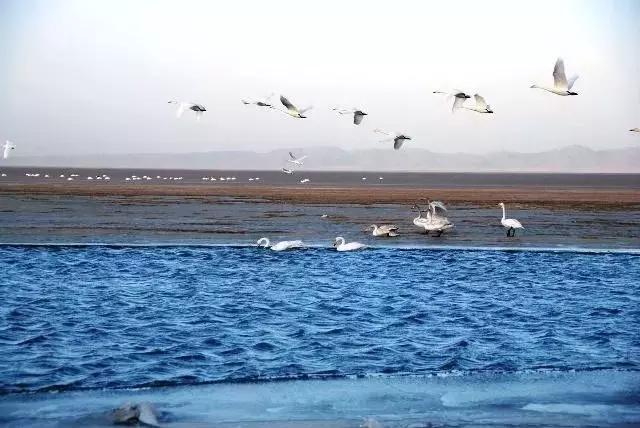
(241, 93, 275, 108)
(333, 107, 368, 125)
(279, 95, 312, 118)
(531, 58, 579, 96)
(168, 100, 206, 121)
(2, 141, 15, 159)
(374, 129, 412, 150)
(462, 94, 494, 114)
(433, 90, 472, 112)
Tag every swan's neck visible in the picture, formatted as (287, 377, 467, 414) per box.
(336, 237, 345, 246)
(258, 238, 270, 247)
(501, 205, 506, 220)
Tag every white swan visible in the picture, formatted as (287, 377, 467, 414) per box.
(241, 93, 275, 108)
(433, 90, 471, 112)
(462, 94, 494, 114)
(281, 167, 295, 174)
(373, 129, 412, 150)
(333, 107, 368, 125)
(279, 95, 312, 118)
(288, 152, 307, 166)
(412, 202, 453, 236)
(257, 237, 304, 251)
(531, 58, 579, 96)
(333, 237, 366, 252)
(2, 141, 16, 159)
(369, 224, 398, 237)
(630, 128, 639, 133)
(168, 100, 206, 120)
(499, 202, 524, 237)
(412, 204, 430, 231)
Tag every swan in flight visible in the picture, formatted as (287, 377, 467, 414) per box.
(369, 224, 399, 237)
(374, 129, 412, 150)
(531, 58, 579, 96)
(241, 93, 275, 108)
(279, 95, 312, 118)
(499, 202, 524, 237)
(630, 128, 639, 133)
(412, 202, 454, 236)
(333, 107, 368, 125)
(2, 141, 16, 159)
(257, 237, 304, 251)
(333, 237, 366, 252)
(462, 94, 494, 114)
(288, 152, 307, 166)
(300, 178, 310, 183)
(168, 100, 207, 120)
(434, 91, 471, 112)
(282, 167, 295, 174)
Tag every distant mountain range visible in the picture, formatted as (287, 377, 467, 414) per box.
(4, 145, 640, 173)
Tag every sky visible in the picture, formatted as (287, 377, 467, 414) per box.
(1, 0, 639, 157)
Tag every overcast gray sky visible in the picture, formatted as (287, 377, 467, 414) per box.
(1, 0, 639, 156)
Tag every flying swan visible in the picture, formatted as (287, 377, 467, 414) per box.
(531, 58, 579, 96)
(333, 107, 368, 125)
(168, 100, 207, 120)
(462, 94, 494, 114)
(374, 129, 412, 150)
(2, 141, 16, 159)
(279, 95, 312, 118)
(288, 152, 308, 166)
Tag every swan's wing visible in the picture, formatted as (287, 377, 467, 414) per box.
(289, 151, 297, 160)
(393, 138, 405, 150)
(195, 110, 203, 121)
(299, 105, 313, 114)
(567, 74, 579, 90)
(354, 112, 365, 125)
(474, 94, 487, 109)
(553, 58, 568, 90)
(175, 103, 186, 118)
(429, 200, 448, 213)
(280, 95, 298, 113)
(452, 96, 466, 112)
(297, 155, 307, 162)
(3, 143, 10, 159)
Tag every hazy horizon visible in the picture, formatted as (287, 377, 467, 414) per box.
(1, 0, 640, 161)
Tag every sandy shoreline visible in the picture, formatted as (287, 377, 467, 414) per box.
(1, 183, 639, 208)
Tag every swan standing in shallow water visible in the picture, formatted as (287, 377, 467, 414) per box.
(369, 224, 399, 237)
(531, 58, 579, 96)
(499, 202, 524, 237)
(257, 237, 303, 251)
(333, 237, 366, 251)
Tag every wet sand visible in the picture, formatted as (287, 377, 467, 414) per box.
(1, 183, 639, 209)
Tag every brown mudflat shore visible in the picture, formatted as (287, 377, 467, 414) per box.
(1, 183, 639, 209)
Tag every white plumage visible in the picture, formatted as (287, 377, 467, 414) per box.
(499, 202, 524, 237)
(257, 237, 304, 251)
(333, 237, 366, 251)
(531, 58, 579, 96)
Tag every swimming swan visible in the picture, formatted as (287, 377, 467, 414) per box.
(369, 224, 399, 237)
(257, 237, 303, 251)
(333, 237, 366, 251)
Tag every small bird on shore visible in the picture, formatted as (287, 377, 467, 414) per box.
(369, 224, 399, 237)
(168, 100, 207, 120)
(374, 129, 412, 150)
(2, 141, 16, 159)
(531, 58, 579, 96)
(279, 95, 312, 118)
(499, 202, 524, 237)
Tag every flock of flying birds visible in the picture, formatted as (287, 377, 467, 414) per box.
(0, 58, 638, 249)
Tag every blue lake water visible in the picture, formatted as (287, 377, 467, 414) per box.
(1, 244, 639, 426)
